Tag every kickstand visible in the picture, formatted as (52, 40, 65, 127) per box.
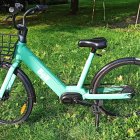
(92, 103, 101, 128)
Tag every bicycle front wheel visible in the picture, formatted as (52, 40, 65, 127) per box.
(91, 57, 140, 117)
(0, 63, 34, 124)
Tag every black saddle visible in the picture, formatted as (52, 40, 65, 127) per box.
(78, 37, 107, 49)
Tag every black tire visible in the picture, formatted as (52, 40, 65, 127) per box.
(0, 63, 35, 124)
(91, 57, 140, 117)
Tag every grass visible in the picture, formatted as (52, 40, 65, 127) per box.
(0, 0, 140, 139)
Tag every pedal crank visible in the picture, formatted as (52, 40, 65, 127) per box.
(60, 92, 83, 104)
(60, 92, 93, 106)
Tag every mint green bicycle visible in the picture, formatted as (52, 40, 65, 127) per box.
(0, 4, 140, 126)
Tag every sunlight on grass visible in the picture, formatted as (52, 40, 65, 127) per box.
(0, 0, 140, 139)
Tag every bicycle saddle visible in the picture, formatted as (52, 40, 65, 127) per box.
(78, 37, 107, 49)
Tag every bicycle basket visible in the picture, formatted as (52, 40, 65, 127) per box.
(0, 34, 18, 64)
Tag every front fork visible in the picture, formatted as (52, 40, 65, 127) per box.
(0, 62, 19, 99)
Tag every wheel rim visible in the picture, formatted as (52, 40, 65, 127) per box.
(95, 63, 140, 117)
(0, 67, 30, 124)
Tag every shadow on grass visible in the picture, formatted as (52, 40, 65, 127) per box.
(0, 0, 139, 30)
(25, 86, 89, 125)
(26, 92, 67, 124)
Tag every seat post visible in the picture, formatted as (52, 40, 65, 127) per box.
(91, 48, 96, 53)
(77, 52, 95, 88)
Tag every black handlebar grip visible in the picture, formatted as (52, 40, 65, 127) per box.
(15, 3, 24, 10)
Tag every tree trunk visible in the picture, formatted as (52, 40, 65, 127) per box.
(70, 0, 79, 14)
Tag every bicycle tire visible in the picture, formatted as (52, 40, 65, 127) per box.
(91, 57, 140, 117)
(0, 63, 35, 124)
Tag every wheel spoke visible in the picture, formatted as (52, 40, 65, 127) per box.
(92, 59, 140, 117)
(0, 64, 33, 124)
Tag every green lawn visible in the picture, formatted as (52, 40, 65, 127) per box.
(0, 0, 140, 139)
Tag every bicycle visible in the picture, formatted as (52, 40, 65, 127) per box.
(0, 4, 140, 127)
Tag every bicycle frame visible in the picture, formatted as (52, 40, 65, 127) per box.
(0, 41, 132, 100)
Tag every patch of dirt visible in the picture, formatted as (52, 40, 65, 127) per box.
(109, 15, 140, 28)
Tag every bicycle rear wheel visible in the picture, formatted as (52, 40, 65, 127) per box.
(91, 57, 140, 117)
(0, 63, 34, 124)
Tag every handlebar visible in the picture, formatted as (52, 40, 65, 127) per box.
(9, 4, 48, 29)
(9, 4, 48, 43)
(23, 5, 48, 25)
